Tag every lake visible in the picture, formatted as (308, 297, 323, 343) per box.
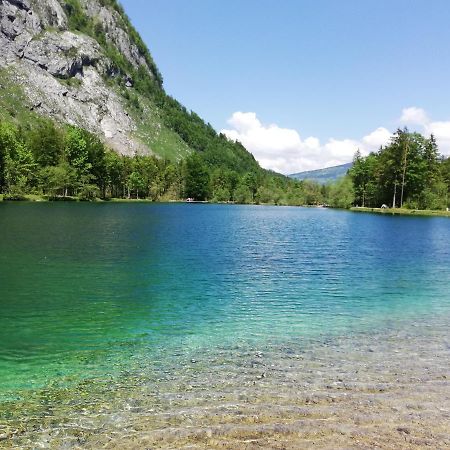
(0, 203, 449, 448)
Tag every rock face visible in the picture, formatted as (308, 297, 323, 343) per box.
(23, 31, 105, 78)
(0, 0, 156, 155)
(80, 0, 148, 71)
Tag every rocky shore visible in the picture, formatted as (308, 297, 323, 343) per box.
(1, 321, 449, 449)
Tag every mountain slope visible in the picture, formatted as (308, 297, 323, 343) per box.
(290, 163, 352, 184)
(1, 0, 151, 155)
(0, 0, 260, 174)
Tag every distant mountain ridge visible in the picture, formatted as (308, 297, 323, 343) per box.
(289, 162, 352, 184)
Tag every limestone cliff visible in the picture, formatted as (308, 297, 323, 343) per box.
(0, 0, 165, 156)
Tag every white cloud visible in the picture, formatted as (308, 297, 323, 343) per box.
(221, 112, 391, 174)
(304, 136, 320, 149)
(399, 107, 450, 154)
(227, 111, 261, 133)
(362, 127, 392, 148)
(427, 121, 450, 139)
(425, 121, 450, 153)
(222, 108, 450, 174)
(400, 107, 429, 126)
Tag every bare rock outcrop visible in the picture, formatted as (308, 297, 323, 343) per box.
(0, 0, 154, 156)
(29, 0, 67, 29)
(0, 0, 41, 63)
(23, 31, 105, 78)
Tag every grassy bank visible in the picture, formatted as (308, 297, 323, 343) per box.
(0, 194, 188, 203)
(350, 206, 450, 218)
(0, 195, 155, 203)
(0, 194, 77, 202)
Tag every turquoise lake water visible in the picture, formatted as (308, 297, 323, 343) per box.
(1, 203, 449, 395)
(0, 203, 449, 448)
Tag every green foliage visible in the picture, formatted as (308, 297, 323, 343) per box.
(63, 0, 91, 33)
(3, 193, 28, 201)
(350, 150, 378, 207)
(255, 184, 281, 205)
(0, 122, 16, 191)
(441, 156, 450, 193)
(327, 176, 354, 208)
(25, 118, 64, 167)
(2, 108, 447, 211)
(65, 126, 92, 181)
(4, 141, 36, 195)
(233, 183, 253, 204)
(78, 129, 107, 193)
(0, 122, 36, 194)
(212, 187, 231, 202)
(242, 172, 259, 200)
(302, 180, 324, 205)
(184, 152, 210, 200)
(211, 167, 238, 202)
(78, 183, 100, 201)
(349, 129, 448, 209)
(38, 164, 74, 197)
(127, 171, 146, 199)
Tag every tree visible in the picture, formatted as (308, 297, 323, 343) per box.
(0, 123, 36, 194)
(242, 172, 259, 201)
(302, 180, 323, 205)
(442, 157, 450, 190)
(0, 122, 18, 192)
(38, 164, 74, 197)
(233, 183, 252, 204)
(350, 149, 367, 206)
(65, 127, 94, 191)
(327, 176, 354, 208)
(213, 187, 231, 202)
(127, 171, 146, 199)
(105, 150, 124, 198)
(82, 130, 107, 197)
(184, 152, 210, 200)
(423, 135, 440, 186)
(26, 119, 63, 167)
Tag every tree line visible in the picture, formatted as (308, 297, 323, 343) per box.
(350, 129, 450, 209)
(0, 117, 332, 205)
(1, 116, 449, 210)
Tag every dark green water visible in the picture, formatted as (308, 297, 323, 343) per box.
(0, 203, 449, 402)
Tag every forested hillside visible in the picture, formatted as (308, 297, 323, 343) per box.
(290, 163, 353, 184)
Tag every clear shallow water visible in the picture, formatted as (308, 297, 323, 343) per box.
(0, 203, 449, 448)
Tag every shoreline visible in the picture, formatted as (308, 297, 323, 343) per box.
(350, 206, 450, 218)
(2, 195, 449, 218)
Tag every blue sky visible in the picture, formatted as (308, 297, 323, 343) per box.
(121, 0, 450, 173)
